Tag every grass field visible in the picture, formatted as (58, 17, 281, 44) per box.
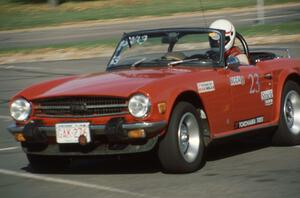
(0, 0, 299, 30)
(1, 20, 299, 55)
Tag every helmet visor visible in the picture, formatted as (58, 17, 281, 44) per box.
(208, 32, 221, 48)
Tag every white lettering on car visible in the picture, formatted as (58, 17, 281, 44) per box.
(235, 116, 264, 129)
(248, 73, 260, 94)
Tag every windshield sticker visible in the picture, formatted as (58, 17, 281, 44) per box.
(111, 56, 120, 65)
(118, 40, 130, 49)
(110, 35, 148, 66)
(137, 35, 148, 45)
(230, 76, 245, 86)
(261, 89, 273, 106)
(235, 116, 264, 129)
(197, 81, 215, 93)
(129, 35, 148, 46)
(121, 40, 129, 47)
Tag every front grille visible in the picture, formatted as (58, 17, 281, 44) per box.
(33, 96, 128, 118)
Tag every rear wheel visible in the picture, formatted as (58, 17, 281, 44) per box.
(27, 154, 70, 172)
(272, 81, 300, 145)
(158, 102, 205, 173)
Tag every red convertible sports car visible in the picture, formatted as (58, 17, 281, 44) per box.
(8, 27, 300, 173)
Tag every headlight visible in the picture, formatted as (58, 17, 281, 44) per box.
(128, 94, 151, 118)
(10, 98, 31, 121)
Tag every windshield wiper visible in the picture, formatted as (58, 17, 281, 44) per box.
(167, 58, 199, 66)
(131, 58, 147, 67)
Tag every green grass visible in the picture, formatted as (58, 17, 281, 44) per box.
(0, 0, 299, 30)
(0, 38, 118, 54)
(1, 20, 299, 55)
(239, 21, 300, 36)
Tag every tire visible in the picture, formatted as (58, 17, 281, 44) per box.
(27, 154, 70, 172)
(158, 102, 205, 173)
(272, 81, 300, 146)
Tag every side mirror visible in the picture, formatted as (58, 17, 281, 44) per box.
(226, 55, 240, 71)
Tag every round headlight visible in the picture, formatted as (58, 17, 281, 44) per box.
(128, 94, 151, 118)
(10, 98, 31, 121)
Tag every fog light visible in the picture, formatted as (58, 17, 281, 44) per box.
(15, 133, 26, 142)
(128, 129, 146, 138)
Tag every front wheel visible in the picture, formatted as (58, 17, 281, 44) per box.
(158, 102, 205, 173)
(272, 81, 300, 145)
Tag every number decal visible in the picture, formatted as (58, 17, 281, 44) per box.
(248, 73, 260, 94)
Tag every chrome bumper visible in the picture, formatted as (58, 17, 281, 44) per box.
(7, 120, 167, 156)
(7, 121, 167, 137)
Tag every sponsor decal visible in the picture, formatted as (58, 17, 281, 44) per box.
(197, 81, 215, 93)
(264, 98, 273, 106)
(235, 116, 264, 129)
(261, 89, 273, 106)
(261, 89, 273, 100)
(229, 75, 245, 86)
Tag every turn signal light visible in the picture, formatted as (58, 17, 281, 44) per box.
(15, 133, 26, 142)
(158, 103, 167, 114)
(78, 135, 88, 146)
(128, 129, 146, 138)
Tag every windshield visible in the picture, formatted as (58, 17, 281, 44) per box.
(108, 29, 223, 69)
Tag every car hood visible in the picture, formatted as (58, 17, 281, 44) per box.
(17, 67, 197, 100)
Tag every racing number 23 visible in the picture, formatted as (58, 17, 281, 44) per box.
(248, 73, 260, 94)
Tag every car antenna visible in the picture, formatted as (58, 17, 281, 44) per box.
(199, 0, 208, 27)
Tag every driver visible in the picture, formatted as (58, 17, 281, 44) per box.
(209, 19, 249, 65)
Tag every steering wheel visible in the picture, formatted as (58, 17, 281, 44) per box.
(236, 32, 250, 58)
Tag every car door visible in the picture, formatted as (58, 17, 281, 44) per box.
(228, 64, 274, 130)
(195, 68, 233, 134)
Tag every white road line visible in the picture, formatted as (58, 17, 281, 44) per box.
(0, 146, 19, 152)
(293, 145, 300, 148)
(0, 115, 12, 121)
(4, 65, 14, 69)
(0, 65, 41, 71)
(0, 169, 155, 198)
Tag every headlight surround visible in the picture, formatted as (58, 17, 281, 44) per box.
(10, 98, 31, 121)
(128, 94, 151, 118)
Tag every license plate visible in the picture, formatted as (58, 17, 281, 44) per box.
(55, 122, 91, 144)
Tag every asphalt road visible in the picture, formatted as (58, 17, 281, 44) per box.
(0, 43, 299, 198)
(0, 4, 300, 49)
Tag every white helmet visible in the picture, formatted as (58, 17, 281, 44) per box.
(209, 19, 236, 51)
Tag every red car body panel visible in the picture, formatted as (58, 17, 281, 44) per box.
(11, 58, 300, 140)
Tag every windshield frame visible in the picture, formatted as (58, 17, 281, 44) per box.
(106, 28, 225, 70)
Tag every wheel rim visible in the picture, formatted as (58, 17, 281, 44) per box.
(177, 112, 200, 163)
(283, 90, 300, 135)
